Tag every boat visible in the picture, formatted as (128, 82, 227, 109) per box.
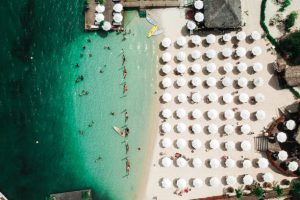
(147, 25, 158, 38)
(146, 15, 157, 26)
(113, 126, 125, 137)
(152, 29, 164, 36)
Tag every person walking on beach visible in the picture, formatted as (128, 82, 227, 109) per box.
(125, 111, 129, 122)
(125, 141, 129, 154)
(123, 83, 128, 94)
(123, 66, 127, 79)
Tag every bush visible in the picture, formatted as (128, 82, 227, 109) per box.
(279, 31, 300, 65)
(291, 179, 300, 196)
(235, 189, 244, 199)
(273, 185, 284, 197)
(99, 0, 105, 5)
(252, 187, 265, 199)
(285, 11, 298, 31)
(279, 0, 291, 12)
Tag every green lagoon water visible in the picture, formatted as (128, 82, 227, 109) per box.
(0, 0, 157, 199)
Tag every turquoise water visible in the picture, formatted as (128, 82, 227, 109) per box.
(0, 0, 156, 199)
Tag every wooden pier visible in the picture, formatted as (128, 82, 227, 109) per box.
(50, 189, 92, 200)
(123, 0, 180, 9)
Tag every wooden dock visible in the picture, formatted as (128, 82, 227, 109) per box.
(123, 0, 180, 8)
(50, 189, 92, 200)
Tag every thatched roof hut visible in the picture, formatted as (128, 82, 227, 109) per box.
(284, 66, 300, 87)
(203, 0, 242, 29)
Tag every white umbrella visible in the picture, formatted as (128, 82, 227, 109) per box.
(161, 178, 172, 188)
(162, 109, 172, 119)
(192, 124, 202, 134)
(243, 160, 252, 168)
(176, 123, 187, 133)
(161, 157, 172, 167)
(192, 139, 202, 149)
(162, 64, 171, 74)
(236, 47, 246, 57)
(176, 64, 186, 74)
(206, 49, 217, 59)
(208, 92, 218, 102)
(95, 4, 105, 13)
(257, 158, 269, 168)
(113, 13, 123, 23)
(177, 93, 187, 103)
(278, 150, 288, 161)
(162, 77, 172, 88)
(223, 33, 232, 42)
(191, 64, 201, 73)
(176, 178, 187, 189)
(222, 48, 232, 58)
(176, 157, 187, 167)
(192, 109, 202, 119)
(236, 31, 246, 41)
(263, 173, 274, 182)
(225, 158, 236, 168)
(224, 124, 234, 135)
(192, 158, 202, 168)
(206, 34, 216, 44)
(206, 77, 217, 87)
(240, 110, 250, 120)
(210, 159, 220, 168)
(208, 123, 218, 134)
(192, 92, 202, 103)
(226, 176, 237, 186)
(176, 51, 186, 62)
(176, 77, 186, 87)
(191, 77, 201, 87)
(241, 140, 251, 151)
(161, 138, 172, 148)
(256, 110, 266, 120)
(288, 161, 299, 171)
(162, 93, 172, 103)
(253, 77, 264, 87)
(206, 63, 216, 73)
(224, 110, 234, 120)
(225, 141, 235, 151)
(187, 20, 196, 31)
(255, 93, 265, 103)
(210, 177, 220, 187)
(113, 3, 123, 12)
(162, 52, 172, 63)
(223, 93, 233, 104)
(239, 93, 249, 103)
(243, 175, 254, 185)
(161, 38, 172, 48)
(251, 31, 261, 40)
(237, 62, 248, 72)
(194, 12, 204, 22)
(193, 178, 203, 188)
(253, 62, 263, 72)
(207, 109, 218, 120)
(252, 46, 262, 56)
(95, 13, 104, 22)
(191, 50, 201, 60)
(209, 139, 220, 150)
(176, 108, 186, 119)
(176, 36, 187, 47)
(191, 35, 201, 46)
(161, 122, 171, 133)
(194, 0, 203, 9)
(277, 132, 287, 143)
(237, 77, 248, 88)
(222, 77, 232, 87)
(176, 138, 187, 149)
(286, 120, 296, 130)
(223, 62, 233, 73)
(102, 21, 111, 31)
(241, 124, 251, 134)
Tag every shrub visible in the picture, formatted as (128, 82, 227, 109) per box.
(235, 189, 244, 199)
(279, 31, 300, 65)
(252, 187, 265, 199)
(99, 0, 105, 5)
(273, 185, 284, 197)
(279, 0, 291, 12)
(285, 11, 298, 31)
(291, 179, 300, 196)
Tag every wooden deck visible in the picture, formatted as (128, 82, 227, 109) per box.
(123, 0, 180, 8)
(50, 189, 92, 200)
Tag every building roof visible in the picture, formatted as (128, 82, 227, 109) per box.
(285, 66, 300, 87)
(203, 0, 242, 29)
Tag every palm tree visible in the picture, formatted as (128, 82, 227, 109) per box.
(252, 186, 265, 199)
(235, 188, 244, 200)
(273, 185, 284, 197)
(291, 179, 300, 196)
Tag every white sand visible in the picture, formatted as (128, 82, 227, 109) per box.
(140, 1, 296, 199)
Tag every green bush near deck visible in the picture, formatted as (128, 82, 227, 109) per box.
(285, 11, 298, 32)
(279, 31, 300, 65)
(273, 185, 284, 197)
(99, 0, 105, 5)
(279, 0, 291, 12)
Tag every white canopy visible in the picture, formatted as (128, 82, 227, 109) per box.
(192, 178, 203, 188)
(192, 158, 202, 168)
(208, 123, 218, 134)
(113, 3, 123, 12)
(236, 31, 246, 41)
(161, 138, 172, 148)
(192, 124, 202, 134)
(236, 47, 246, 57)
(237, 77, 248, 88)
(162, 109, 172, 119)
(241, 124, 251, 134)
(255, 93, 265, 103)
(223, 62, 233, 73)
(176, 36, 187, 47)
(243, 159, 252, 168)
(194, 12, 204, 22)
(255, 110, 266, 120)
(237, 62, 248, 72)
(191, 64, 201, 73)
(225, 141, 235, 151)
(95, 4, 105, 13)
(161, 178, 172, 188)
(253, 77, 264, 87)
(206, 77, 217, 87)
(239, 93, 249, 103)
(252, 46, 262, 56)
(209, 139, 220, 150)
(210, 158, 220, 168)
(263, 172, 274, 182)
(210, 177, 220, 187)
(206, 49, 217, 59)
(206, 34, 216, 44)
(192, 92, 202, 103)
(187, 20, 196, 31)
(191, 50, 201, 60)
(222, 77, 232, 87)
(253, 62, 263, 72)
(176, 51, 186, 62)
(241, 140, 251, 151)
(194, 0, 204, 9)
(207, 109, 218, 120)
(162, 93, 172, 103)
(176, 77, 186, 87)
(113, 13, 123, 23)
(192, 109, 202, 119)
(222, 48, 232, 58)
(192, 139, 202, 149)
(176, 108, 186, 119)
(223, 93, 233, 104)
(177, 93, 187, 103)
(226, 176, 237, 186)
(223, 33, 232, 42)
(176, 64, 186, 74)
(161, 122, 171, 133)
(278, 150, 288, 161)
(176, 178, 187, 189)
(225, 158, 236, 168)
(224, 109, 234, 120)
(206, 63, 217, 73)
(288, 161, 299, 171)
(208, 92, 218, 102)
(257, 157, 269, 168)
(161, 38, 172, 48)
(161, 157, 172, 167)
(277, 132, 287, 143)
(102, 21, 111, 31)
(162, 77, 172, 88)
(176, 157, 187, 167)
(224, 124, 234, 135)
(176, 138, 187, 149)
(251, 31, 261, 40)
(162, 52, 172, 63)
(191, 77, 201, 87)
(162, 64, 171, 74)
(191, 35, 201, 46)
(286, 120, 296, 130)
(95, 13, 105, 22)
(176, 123, 187, 133)
(243, 175, 254, 185)
(240, 110, 250, 120)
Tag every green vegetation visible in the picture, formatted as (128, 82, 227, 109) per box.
(279, 31, 300, 65)
(99, 0, 106, 5)
(252, 187, 265, 199)
(285, 11, 298, 32)
(82, 191, 90, 200)
(291, 179, 300, 196)
(273, 185, 284, 197)
(84, 0, 89, 7)
(279, 0, 292, 12)
(235, 188, 244, 199)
